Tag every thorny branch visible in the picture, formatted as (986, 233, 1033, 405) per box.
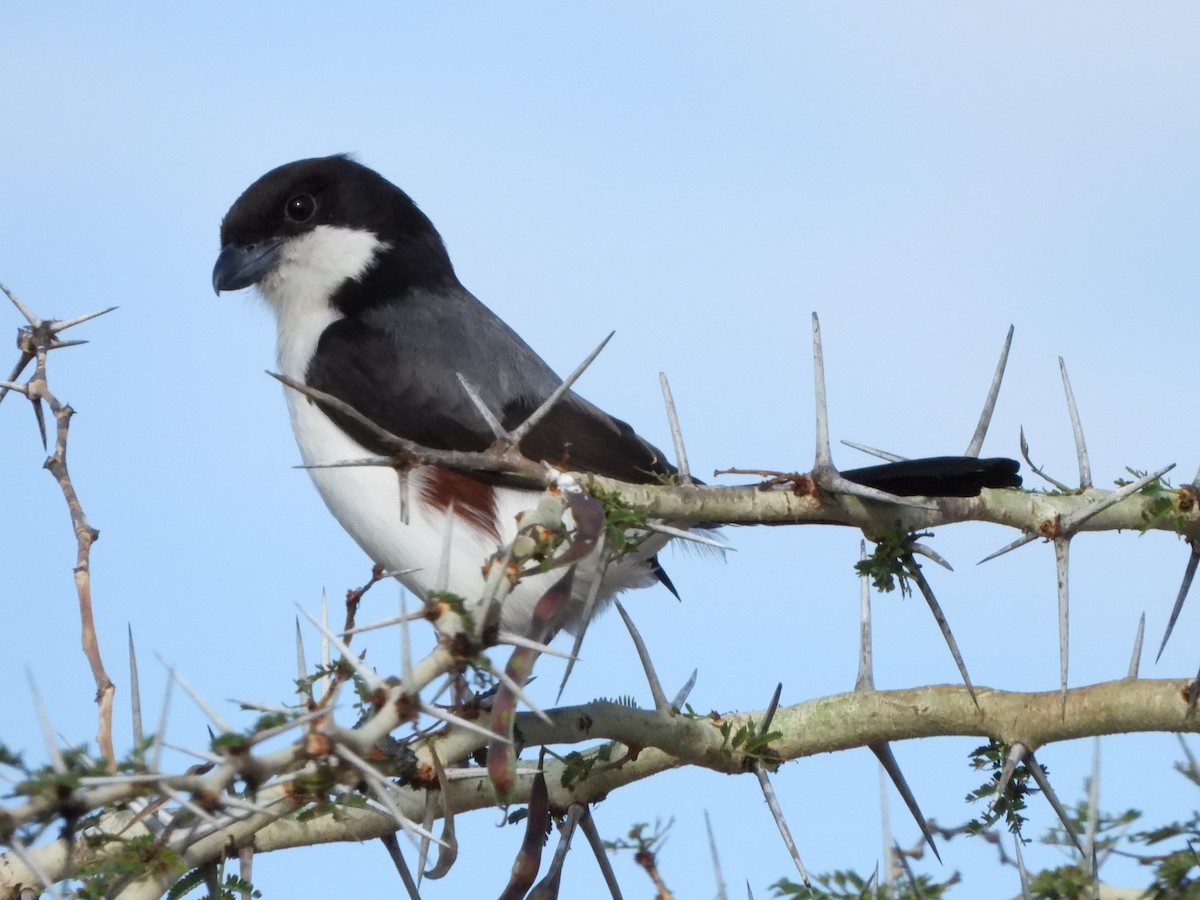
(1, 284, 117, 768)
(6, 293, 1200, 898)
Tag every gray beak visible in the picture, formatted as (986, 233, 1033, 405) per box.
(212, 239, 284, 294)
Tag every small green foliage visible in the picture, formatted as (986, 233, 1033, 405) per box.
(73, 834, 184, 899)
(855, 528, 924, 595)
(287, 764, 341, 819)
(1113, 469, 1189, 533)
(1039, 787, 1139, 858)
(1115, 468, 1175, 493)
(773, 870, 952, 898)
(717, 717, 782, 767)
(964, 740, 1040, 839)
(294, 660, 341, 698)
(209, 732, 250, 756)
(1142, 850, 1200, 899)
(1026, 864, 1092, 898)
(11, 743, 112, 813)
(0, 742, 25, 769)
(165, 864, 262, 900)
(559, 742, 617, 789)
(604, 818, 673, 855)
(585, 480, 652, 553)
(1131, 807, 1200, 897)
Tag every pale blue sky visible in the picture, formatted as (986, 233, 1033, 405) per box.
(3, 4, 1199, 896)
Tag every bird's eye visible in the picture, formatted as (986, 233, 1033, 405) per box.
(284, 193, 317, 223)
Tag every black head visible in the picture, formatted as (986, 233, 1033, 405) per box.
(213, 156, 457, 312)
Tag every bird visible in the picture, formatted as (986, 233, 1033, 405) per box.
(212, 155, 1021, 637)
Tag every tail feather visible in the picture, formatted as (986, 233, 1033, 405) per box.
(842, 456, 1021, 498)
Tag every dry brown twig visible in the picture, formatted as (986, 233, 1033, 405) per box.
(1, 283, 118, 768)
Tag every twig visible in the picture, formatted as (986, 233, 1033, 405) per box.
(2, 286, 117, 766)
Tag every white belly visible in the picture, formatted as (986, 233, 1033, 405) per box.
(284, 389, 664, 634)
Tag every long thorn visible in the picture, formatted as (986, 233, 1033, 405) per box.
(578, 806, 625, 900)
(840, 439, 905, 463)
(965, 325, 1014, 457)
(1059, 357, 1092, 488)
(337, 744, 440, 844)
(857, 542, 874, 692)
(482, 659, 552, 724)
(158, 659, 234, 735)
(379, 832, 422, 899)
(990, 743, 1028, 808)
(811, 313, 832, 471)
(419, 701, 510, 743)
(754, 762, 809, 886)
(320, 592, 331, 697)
(295, 618, 312, 703)
(27, 669, 66, 773)
(705, 809, 729, 900)
(1128, 613, 1146, 679)
(659, 372, 693, 484)
(907, 557, 975, 702)
(129, 626, 144, 750)
(1157, 550, 1198, 662)
(671, 669, 698, 710)
(150, 676, 173, 773)
(1013, 834, 1033, 900)
(400, 592, 413, 687)
(872, 743, 940, 862)
(455, 373, 504, 437)
(299, 605, 383, 692)
(643, 521, 733, 550)
(1083, 738, 1101, 864)
(497, 631, 576, 660)
(1055, 538, 1070, 706)
(978, 531, 1038, 564)
(507, 332, 614, 446)
(614, 600, 668, 711)
(0, 282, 42, 326)
(1026, 751, 1089, 860)
(557, 534, 609, 702)
(436, 502, 455, 593)
(51, 305, 118, 333)
(760, 683, 783, 734)
(909, 542, 953, 572)
(341, 605, 427, 636)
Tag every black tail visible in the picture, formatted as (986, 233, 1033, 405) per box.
(842, 456, 1021, 498)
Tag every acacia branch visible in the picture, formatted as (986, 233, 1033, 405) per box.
(4, 677, 1193, 894)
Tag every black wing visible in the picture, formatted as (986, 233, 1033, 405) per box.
(304, 287, 675, 485)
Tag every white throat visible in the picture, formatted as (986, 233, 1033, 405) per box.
(256, 225, 388, 379)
